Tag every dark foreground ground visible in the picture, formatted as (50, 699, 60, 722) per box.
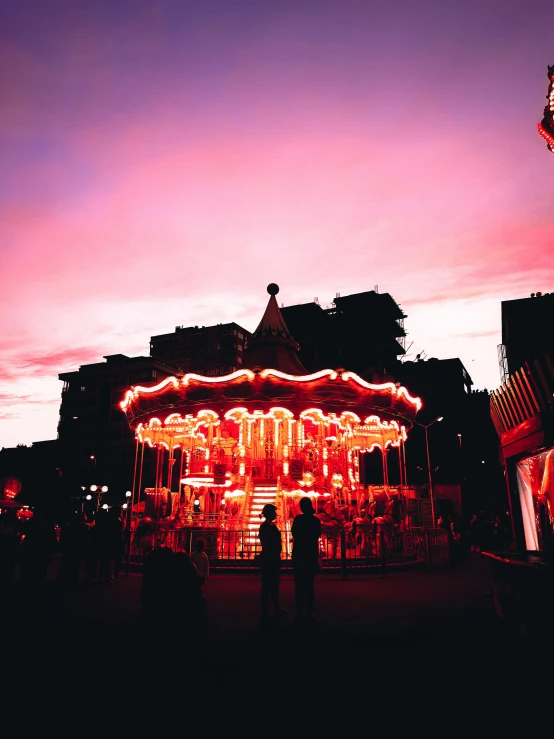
(3, 553, 543, 726)
(1, 555, 535, 675)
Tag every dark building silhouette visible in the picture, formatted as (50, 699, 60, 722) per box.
(397, 358, 472, 484)
(280, 289, 406, 379)
(279, 291, 501, 513)
(58, 354, 176, 497)
(499, 292, 554, 381)
(150, 322, 250, 376)
(397, 358, 503, 513)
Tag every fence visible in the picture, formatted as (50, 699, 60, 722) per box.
(128, 526, 450, 575)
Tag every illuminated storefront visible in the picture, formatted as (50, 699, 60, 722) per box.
(487, 353, 554, 636)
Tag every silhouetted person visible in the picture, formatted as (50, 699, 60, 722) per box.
(191, 538, 210, 591)
(141, 547, 174, 621)
(291, 497, 321, 622)
(83, 513, 98, 583)
(0, 510, 21, 596)
(110, 506, 126, 579)
(19, 511, 57, 601)
(173, 552, 204, 626)
(469, 513, 482, 552)
(438, 514, 457, 567)
(59, 512, 88, 589)
(258, 503, 286, 622)
(97, 507, 125, 583)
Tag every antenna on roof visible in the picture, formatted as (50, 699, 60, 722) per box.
(374, 285, 379, 293)
(336, 292, 340, 298)
(401, 341, 414, 362)
(314, 297, 319, 305)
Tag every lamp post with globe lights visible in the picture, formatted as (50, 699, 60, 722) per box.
(417, 416, 443, 527)
(87, 484, 109, 512)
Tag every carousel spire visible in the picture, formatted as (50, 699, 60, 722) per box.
(244, 284, 308, 374)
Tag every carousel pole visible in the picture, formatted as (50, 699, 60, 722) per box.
(154, 444, 161, 531)
(397, 442, 405, 526)
(154, 443, 161, 493)
(178, 446, 185, 495)
(402, 438, 408, 492)
(381, 446, 388, 490)
(137, 440, 145, 511)
(401, 437, 410, 527)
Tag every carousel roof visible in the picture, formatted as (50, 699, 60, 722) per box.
(243, 283, 307, 375)
(120, 284, 422, 432)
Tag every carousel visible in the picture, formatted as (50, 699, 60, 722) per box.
(121, 284, 422, 553)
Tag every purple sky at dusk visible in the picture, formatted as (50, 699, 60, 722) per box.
(1, 0, 553, 448)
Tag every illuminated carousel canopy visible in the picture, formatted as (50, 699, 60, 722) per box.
(120, 285, 422, 499)
(121, 367, 421, 447)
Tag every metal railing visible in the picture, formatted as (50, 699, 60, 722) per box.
(128, 526, 450, 575)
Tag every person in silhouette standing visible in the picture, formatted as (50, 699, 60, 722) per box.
(291, 496, 322, 622)
(19, 510, 57, 603)
(59, 512, 89, 589)
(97, 506, 125, 583)
(0, 509, 21, 596)
(140, 546, 174, 621)
(191, 537, 210, 589)
(173, 551, 204, 627)
(258, 503, 286, 622)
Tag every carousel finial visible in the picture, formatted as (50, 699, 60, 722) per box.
(267, 283, 279, 296)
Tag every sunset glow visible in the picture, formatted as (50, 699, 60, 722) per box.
(1, 0, 552, 447)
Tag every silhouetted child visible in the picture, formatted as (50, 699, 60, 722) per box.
(141, 547, 174, 621)
(173, 552, 203, 626)
(191, 538, 209, 589)
(59, 512, 89, 589)
(19, 511, 57, 602)
(0, 510, 21, 595)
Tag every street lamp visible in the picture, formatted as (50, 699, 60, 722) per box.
(418, 416, 443, 527)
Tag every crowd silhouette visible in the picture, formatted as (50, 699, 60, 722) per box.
(0, 498, 512, 635)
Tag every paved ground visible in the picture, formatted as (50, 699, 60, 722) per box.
(2, 554, 540, 724)
(2, 555, 532, 670)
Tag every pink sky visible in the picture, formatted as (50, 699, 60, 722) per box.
(1, 0, 553, 447)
